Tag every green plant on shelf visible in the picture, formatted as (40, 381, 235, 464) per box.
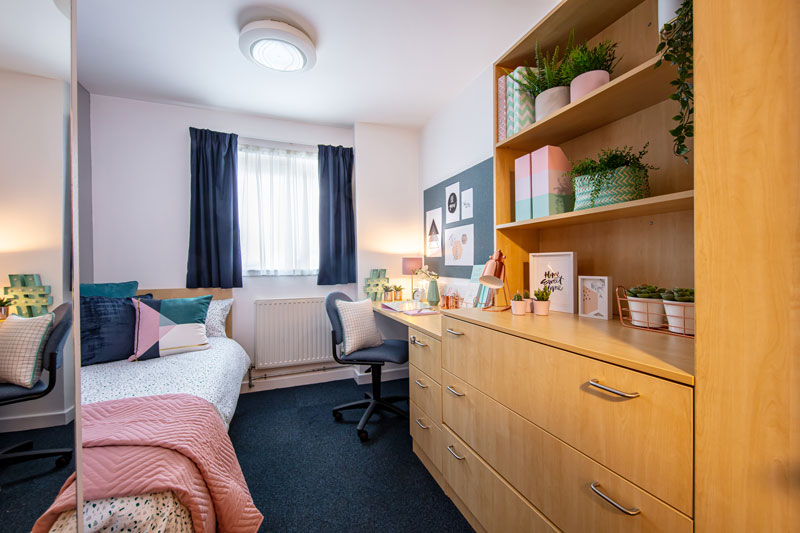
(393, 285, 404, 292)
(563, 39, 621, 81)
(626, 284, 667, 298)
(0, 298, 14, 307)
(382, 284, 393, 292)
(661, 288, 695, 302)
(565, 144, 657, 205)
(512, 291, 524, 302)
(508, 31, 574, 98)
(533, 287, 551, 301)
(523, 290, 530, 299)
(655, 0, 693, 163)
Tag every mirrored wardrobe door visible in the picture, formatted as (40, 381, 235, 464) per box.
(0, 0, 79, 531)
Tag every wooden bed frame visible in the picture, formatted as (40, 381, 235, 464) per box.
(137, 288, 233, 338)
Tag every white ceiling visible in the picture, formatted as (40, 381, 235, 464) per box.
(0, 0, 70, 81)
(77, 0, 556, 127)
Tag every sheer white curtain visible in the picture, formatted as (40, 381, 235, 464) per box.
(237, 144, 319, 276)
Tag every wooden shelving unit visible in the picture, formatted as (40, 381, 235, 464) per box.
(492, 0, 695, 328)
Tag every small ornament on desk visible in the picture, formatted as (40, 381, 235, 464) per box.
(511, 291, 527, 315)
(533, 286, 552, 316)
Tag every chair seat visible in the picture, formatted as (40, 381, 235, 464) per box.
(341, 339, 409, 364)
(0, 380, 47, 402)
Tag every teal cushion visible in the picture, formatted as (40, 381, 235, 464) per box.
(80, 281, 139, 298)
(159, 295, 212, 324)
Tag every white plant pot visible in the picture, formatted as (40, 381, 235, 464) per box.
(663, 300, 695, 335)
(524, 298, 534, 313)
(511, 300, 527, 316)
(533, 300, 550, 316)
(658, 0, 682, 32)
(535, 86, 570, 122)
(627, 296, 666, 328)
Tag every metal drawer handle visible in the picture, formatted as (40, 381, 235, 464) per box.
(446, 328, 464, 336)
(446, 386, 465, 397)
(590, 482, 641, 516)
(415, 418, 429, 430)
(447, 445, 465, 460)
(414, 379, 428, 389)
(588, 379, 640, 399)
(409, 336, 428, 347)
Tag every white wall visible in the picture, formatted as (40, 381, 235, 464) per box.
(0, 71, 74, 430)
(353, 122, 423, 304)
(89, 95, 356, 357)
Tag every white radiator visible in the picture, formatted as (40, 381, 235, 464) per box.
(254, 298, 333, 369)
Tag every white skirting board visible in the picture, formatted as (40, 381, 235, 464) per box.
(0, 405, 75, 432)
(242, 362, 409, 393)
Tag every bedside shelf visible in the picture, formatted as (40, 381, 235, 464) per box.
(497, 57, 677, 152)
(496, 190, 694, 233)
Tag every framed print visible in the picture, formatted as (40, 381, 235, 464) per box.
(579, 276, 612, 320)
(445, 182, 460, 223)
(529, 252, 577, 313)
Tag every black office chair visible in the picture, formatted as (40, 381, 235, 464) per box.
(0, 303, 73, 470)
(325, 292, 409, 442)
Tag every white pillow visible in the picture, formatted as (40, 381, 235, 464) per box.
(336, 299, 383, 356)
(205, 298, 233, 337)
(0, 313, 54, 388)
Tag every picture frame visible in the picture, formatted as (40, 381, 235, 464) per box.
(529, 252, 577, 313)
(578, 275, 612, 320)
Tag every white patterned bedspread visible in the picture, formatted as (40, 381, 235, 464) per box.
(81, 337, 250, 428)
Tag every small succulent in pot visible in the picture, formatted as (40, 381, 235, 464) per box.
(0, 297, 13, 320)
(625, 284, 668, 328)
(660, 288, 696, 335)
(532, 287, 552, 316)
(510, 291, 527, 315)
(393, 284, 405, 301)
(382, 284, 394, 302)
(661, 288, 694, 302)
(522, 290, 534, 312)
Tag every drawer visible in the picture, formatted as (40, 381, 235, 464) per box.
(441, 316, 693, 516)
(442, 425, 557, 533)
(442, 371, 693, 533)
(410, 400, 442, 472)
(409, 364, 441, 424)
(409, 328, 441, 383)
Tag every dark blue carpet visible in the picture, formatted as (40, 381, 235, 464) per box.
(229, 378, 473, 533)
(0, 422, 75, 530)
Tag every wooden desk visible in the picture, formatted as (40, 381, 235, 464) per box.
(371, 302, 442, 340)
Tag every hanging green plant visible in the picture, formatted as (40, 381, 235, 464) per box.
(655, 0, 693, 163)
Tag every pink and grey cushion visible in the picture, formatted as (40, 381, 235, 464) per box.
(131, 295, 212, 360)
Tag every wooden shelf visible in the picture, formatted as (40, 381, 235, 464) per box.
(442, 308, 695, 386)
(495, 0, 645, 68)
(496, 57, 677, 153)
(497, 190, 694, 232)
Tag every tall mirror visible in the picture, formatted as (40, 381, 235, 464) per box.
(0, 0, 79, 531)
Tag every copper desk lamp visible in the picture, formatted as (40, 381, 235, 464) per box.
(479, 250, 511, 312)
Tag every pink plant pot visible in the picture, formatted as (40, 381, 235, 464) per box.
(569, 70, 611, 102)
(524, 298, 534, 313)
(511, 300, 527, 316)
(533, 300, 551, 316)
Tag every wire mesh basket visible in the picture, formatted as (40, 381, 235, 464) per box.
(615, 286, 695, 338)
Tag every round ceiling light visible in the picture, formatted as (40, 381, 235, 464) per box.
(239, 20, 316, 72)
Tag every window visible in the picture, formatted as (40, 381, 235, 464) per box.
(237, 143, 319, 276)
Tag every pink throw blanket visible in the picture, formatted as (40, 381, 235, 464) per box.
(33, 394, 263, 533)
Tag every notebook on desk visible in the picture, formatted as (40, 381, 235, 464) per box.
(381, 301, 438, 315)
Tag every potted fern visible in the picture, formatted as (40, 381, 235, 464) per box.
(509, 35, 573, 122)
(564, 39, 620, 102)
(393, 284, 404, 302)
(533, 287, 552, 316)
(511, 292, 527, 316)
(566, 144, 657, 210)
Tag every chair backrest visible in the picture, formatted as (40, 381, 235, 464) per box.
(43, 303, 73, 372)
(325, 292, 352, 346)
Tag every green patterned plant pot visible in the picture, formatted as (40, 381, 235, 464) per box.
(573, 165, 650, 210)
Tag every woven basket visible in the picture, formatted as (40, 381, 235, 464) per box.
(573, 166, 650, 210)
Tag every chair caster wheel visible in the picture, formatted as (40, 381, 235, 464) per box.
(358, 430, 369, 442)
(55, 455, 70, 468)
(332, 410, 343, 421)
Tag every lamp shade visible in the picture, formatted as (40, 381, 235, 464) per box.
(402, 257, 423, 275)
(479, 250, 506, 289)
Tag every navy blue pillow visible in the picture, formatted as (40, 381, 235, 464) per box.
(79, 294, 151, 366)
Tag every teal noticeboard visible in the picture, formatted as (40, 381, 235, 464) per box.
(423, 157, 494, 279)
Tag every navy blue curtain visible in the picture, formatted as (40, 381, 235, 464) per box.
(186, 127, 243, 288)
(317, 145, 356, 285)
